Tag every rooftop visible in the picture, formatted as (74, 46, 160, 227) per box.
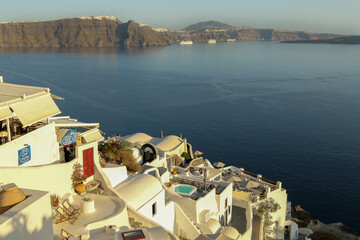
(0, 82, 61, 127)
(170, 176, 229, 200)
(53, 193, 126, 238)
(114, 174, 163, 210)
(121, 133, 184, 152)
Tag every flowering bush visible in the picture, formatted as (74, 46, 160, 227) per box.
(99, 140, 133, 159)
(99, 140, 141, 173)
(71, 163, 85, 188)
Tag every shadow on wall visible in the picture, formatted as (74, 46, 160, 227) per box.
(1, 212, 53, 240)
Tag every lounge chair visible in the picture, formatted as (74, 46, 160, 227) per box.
(62, 200, 80, 219)
(61, 229, 81, 239)
(55, 206, 77, 225)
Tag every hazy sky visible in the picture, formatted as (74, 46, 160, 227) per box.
(1, 0, 360, 34)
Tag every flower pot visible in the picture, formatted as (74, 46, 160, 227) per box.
(171, 170, 178, 174)
(75, 183, 85, 194)
(52, 200, 59, 207)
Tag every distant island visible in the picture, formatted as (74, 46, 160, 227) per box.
(0, 17, 352, 48)
(282, 36, 360, 44)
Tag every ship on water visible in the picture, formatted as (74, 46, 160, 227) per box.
(180, 40, 193, 45)
(208, 39, 216, 44)
(227, 39, 236, 42)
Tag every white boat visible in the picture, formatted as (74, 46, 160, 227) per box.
(227, 39, 236, 42)
(208, 39, 216, 44)
(180, 40, 193, 45)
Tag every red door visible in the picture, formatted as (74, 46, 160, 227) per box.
(83, 148, 94, 178)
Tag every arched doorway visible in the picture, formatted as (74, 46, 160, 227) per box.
(140, 143, 158, 164)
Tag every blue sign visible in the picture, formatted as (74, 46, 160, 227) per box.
(61, 130, 78, 146)
(18, 146, 31, 166)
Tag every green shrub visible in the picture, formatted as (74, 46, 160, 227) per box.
(181, 152, 191, 160)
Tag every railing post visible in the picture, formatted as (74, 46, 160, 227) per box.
(257, 174, 262, 182)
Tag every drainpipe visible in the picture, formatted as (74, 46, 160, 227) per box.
(6, 118, 11, 142)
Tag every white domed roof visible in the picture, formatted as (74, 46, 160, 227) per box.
(114, 174, 163, 210)
(150, 135, 183, 151)
(218, 226, 240, 239)
(122, 133, 153, 144)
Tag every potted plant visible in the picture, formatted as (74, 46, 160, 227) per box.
(51, 194, 60, 206)
(71, 163, 86, 194)
(165, 182, 172, 188)
(171, 167, 178, 175)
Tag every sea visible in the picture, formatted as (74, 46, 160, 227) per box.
(0, 42, 359, 232)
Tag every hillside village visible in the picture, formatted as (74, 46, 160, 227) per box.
(0, 77, 308, 240)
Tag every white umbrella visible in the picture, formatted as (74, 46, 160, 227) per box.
(213, 162, 225, 168)
(228, 176, 242, 182)
(246, 180, 260, 189)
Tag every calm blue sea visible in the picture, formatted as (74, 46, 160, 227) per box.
(0, 42, 359, 232)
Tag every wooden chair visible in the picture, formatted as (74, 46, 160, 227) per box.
(55, 206, 77, 225)
(61, 229, 81, 240)
(62, 200, 80, 219)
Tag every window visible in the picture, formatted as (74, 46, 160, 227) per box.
(152, 202, 157, 216)
(225, 198, 228, 209)
(121, 230, 145, 240)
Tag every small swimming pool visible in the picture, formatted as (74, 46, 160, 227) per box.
(172, 184, 197, 196)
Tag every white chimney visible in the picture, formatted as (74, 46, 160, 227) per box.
(0, 76, 3, 83)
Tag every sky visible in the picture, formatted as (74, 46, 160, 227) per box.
(1, 0, 360, 35)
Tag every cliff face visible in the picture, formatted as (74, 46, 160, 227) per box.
(0, 17, 176, 48)
(282, 36, 360, 44)
(0, 17, 346, 48)
(177, 21, 342, 42)
(174, 28, 341, 42)
(124, 21, 178, 47)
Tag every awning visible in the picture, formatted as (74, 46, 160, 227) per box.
(81, 128, 103, 143)
(50, 117, 99, 129)
(10, 94, 61, 127)
(51, 93, 64, 100)
(57, 129, 78, 146)
(0, 106, 13, 121)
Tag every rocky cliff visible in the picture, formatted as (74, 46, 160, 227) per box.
(173, 27, 341, 42)
(291, 205, 358, 240)
(282, 36, 360, 44)
(0, 18, 348, 48)
(0, 16, 178, 48)
(175, 20, 342, 42)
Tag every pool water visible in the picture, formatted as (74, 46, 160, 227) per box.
(173, 185, 196, 194)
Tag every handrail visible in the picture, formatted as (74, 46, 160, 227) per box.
(260, 177, 277, 185)
(242, 170, 257, 178)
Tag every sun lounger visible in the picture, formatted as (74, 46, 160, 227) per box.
(62, 200, 80, 219)
(55, 206, 77, 225)
(61, 229, 81, 239)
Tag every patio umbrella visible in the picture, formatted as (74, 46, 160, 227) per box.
(213, 162, 225, 168)
(193, 150, 203, 158)
(228, 176, 242, 182)
(246, 180, 260, 189)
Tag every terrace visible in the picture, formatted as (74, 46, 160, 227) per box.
(220, 166, 283, 202)
(169, 176, 229, 200)
(53, 193, 128, 239)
